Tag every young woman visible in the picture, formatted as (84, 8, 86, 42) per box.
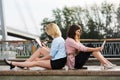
(65, 24, 116, 70)
(4, 23, 67, 70)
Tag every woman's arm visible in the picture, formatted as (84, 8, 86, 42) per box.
(66, 38, 103, 52)
(87, 46, 103, 52)
(66, 38, 88, 52)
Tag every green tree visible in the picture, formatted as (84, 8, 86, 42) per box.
(40, 2, 117, 39)
(41, 6, 84, 39)
(100, 2, 116, 38)
(115, 4, 120, 38)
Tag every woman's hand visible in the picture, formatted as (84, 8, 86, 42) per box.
(97, 46, 104, 51)
(41, 42, 46, 47)
(87, 46, 104, 52)
(41, 41, 48, 47)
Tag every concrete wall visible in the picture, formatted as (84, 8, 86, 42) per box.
(0, 76, 120, 80)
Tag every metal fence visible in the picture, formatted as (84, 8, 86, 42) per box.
(0, 40, 34, 59)
(82, 39, 120, 57)
(0, 38, 120, 59)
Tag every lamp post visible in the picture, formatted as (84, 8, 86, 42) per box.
(0, 0, 7, 51)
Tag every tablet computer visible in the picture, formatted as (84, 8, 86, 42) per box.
(101, 40, 106, 47)
(35, 38, 42, 47)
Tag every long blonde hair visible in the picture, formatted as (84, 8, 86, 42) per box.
(45, 23, 61, 38)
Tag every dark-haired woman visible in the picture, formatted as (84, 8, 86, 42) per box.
(65, 24, 116, 70)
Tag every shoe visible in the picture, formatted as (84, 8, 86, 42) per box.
(4, 59, 15, 70)
(110, 63, 117, 67)
(81, 67, 87, 69)
(100, 63, 114, 70)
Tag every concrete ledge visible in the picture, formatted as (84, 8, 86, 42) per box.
(0, 70, 120, 76)
(86, 58, 120, 66)
(1, 58, 120, 65)
(0, 66, 120, 80)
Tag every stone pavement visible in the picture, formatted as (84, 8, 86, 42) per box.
(0, 65, 120, 80)
(0, 65, 120, 71)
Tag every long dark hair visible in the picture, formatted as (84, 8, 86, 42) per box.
(67, 24, 81, 39)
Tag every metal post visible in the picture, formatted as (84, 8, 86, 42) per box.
(0, 0, 7, 51)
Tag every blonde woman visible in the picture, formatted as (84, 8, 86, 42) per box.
(4, 23, 67, 70)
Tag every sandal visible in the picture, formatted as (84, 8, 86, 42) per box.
(4, 59, 15, 70)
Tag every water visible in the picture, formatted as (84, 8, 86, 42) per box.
(0, 51, 17, 59)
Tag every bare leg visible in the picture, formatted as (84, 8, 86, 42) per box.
(26, 47, 50, 62)
(12, 60, 51, 69)
(92, 51, 109, 64)
(92, 51, 116, 69)
(104, 58, 116, 66)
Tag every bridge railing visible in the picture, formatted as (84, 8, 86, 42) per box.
(0, 38, 120, 59)
(81, 38, 120, 57)
(0, 40, 34, 59)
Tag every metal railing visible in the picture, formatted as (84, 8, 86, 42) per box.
(0, 38, 120, 59)
(81, 38, 120, 57)
(0, 40, 34, 59)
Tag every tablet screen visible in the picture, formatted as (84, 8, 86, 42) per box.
(35, 38, 42, 47)
(101, 40, 106, 47)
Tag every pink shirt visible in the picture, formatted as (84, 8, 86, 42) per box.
(65, 37, 88, 69)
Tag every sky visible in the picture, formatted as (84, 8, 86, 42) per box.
(2, 0, 120, 40)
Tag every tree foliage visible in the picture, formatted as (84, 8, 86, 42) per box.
(40, 2, 120, 40)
